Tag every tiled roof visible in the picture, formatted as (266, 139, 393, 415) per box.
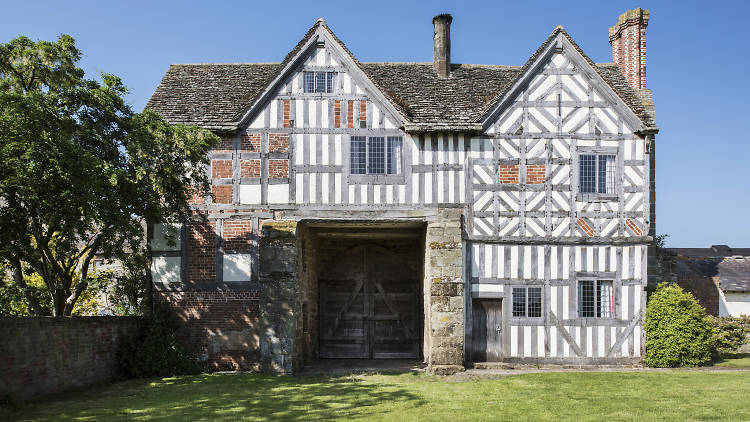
(145, 63, 280, 130)
(361, 63, 521, 127)
(146, 21, 655, 131)
(668, 247, 750, 293)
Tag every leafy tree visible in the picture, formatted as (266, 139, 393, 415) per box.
(0, 34, 219, 316)
(93, 251, 150, 316)
(644, 283, 715, 367)
(0, 264, 51, 316)
(711, 316, 750, 356)
(117, 304, 203, 378)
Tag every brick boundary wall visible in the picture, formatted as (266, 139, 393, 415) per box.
(154, 291, 261, 371)
(0, 317, 140, 402)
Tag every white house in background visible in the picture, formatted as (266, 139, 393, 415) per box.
(670, 245, 750, 317)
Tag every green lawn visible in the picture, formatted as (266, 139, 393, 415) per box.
(713, 353, 750, 368)
(3, 371, 750, 421)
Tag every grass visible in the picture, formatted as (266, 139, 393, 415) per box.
(3, 370, 750, 421)
(713, 353, 750, 368)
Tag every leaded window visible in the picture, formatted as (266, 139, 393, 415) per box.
(350, 136, 402, 175)
(368, 137, 385, 174)
(387, 136, 402, 174)
(350, 136, 367, 175)
(512, 286, 542, 318)
(303, 71, 335, 93)
(580, 154, 616, 194)
(578, 280, 613, 318)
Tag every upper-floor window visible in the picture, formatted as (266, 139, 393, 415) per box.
(303, 71, 335, 93)
(578, 279, 612, 318)
(350, 136, 402, 175)
(580, 154, 615, 194)
(512, 286, 542, 317)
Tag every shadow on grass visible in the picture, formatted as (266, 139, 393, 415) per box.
(711, 352, 750, 368)
(4, 373, 426, 421)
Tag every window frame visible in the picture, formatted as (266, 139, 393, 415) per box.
(348, 135, 405, 184)
(576, 147, 619, 202)
(511, 286, 543, 318)
(577, 278, 614, 319)
(303, 71, 336, 94)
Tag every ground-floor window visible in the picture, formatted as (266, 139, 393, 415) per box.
(578, 280, 613, 318)
(512, 286, 542, 317)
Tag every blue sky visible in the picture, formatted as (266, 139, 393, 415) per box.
(2, 1, 748, 247)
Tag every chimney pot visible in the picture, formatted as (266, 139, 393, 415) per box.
(432, 14, 452, 78)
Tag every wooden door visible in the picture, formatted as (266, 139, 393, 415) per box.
(319, 244, 420, 359)
(471, 299, 503, 362)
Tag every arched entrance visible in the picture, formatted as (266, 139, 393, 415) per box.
(318, 243, 422, 359)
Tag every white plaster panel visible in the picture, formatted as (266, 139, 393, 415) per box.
(524, 326, 532, 357)
(223, 253, 252, 282)
(151, 256, 181, 284)
(239, 185, 262, 205)
(267, 184, 289, 204)
(151, 223, 181, 251)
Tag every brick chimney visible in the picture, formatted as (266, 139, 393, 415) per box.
(432, 14, 452, 78)
(609, 8, 654, 119)
(609, 8, 649, 90)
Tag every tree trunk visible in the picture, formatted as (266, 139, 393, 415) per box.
(52, 288, 67, 317)
(10, 259, 47, 316)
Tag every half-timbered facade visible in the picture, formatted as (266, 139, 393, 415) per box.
(147, 9, 657, 373)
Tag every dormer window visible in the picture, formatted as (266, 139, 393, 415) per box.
(303, 71, 335, 93)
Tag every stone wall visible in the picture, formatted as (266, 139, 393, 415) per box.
(0, 317, 140, 402)
(297, 223, 320, 365)
(258, 220, 299, 373)
(425, 209, 465, 374)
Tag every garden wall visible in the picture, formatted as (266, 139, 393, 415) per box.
(0, 316, 141, 402)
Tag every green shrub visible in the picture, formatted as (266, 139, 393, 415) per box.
(644, 283, 715, 367)
(117, 305, 203, 378)
(711, 315, 750, 356)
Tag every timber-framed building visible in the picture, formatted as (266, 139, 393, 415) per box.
(147, 9, 657, 374)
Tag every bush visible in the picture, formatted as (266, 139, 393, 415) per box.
(644, 283, 715, 367)
(711, 315, 750, 356)
(117, 305, 203, 378)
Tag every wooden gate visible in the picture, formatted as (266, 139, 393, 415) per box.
(471, 299, 503, 361)
(319, 244, 421, 359)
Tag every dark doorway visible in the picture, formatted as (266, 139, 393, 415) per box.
(471, 298, 503, 361)
(319, 243, 421, 359)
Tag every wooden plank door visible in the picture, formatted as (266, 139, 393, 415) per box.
(471, 299, 503, 362)
(319, 245, 369, 358)
(319, 244, 420, 359)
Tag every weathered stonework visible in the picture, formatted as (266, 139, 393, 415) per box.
(425, 209, 465, 375)
(258, 220, 299, 373)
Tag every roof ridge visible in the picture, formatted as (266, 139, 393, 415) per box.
(169, 62, 280, 66)
(147, 20, 654, 130)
